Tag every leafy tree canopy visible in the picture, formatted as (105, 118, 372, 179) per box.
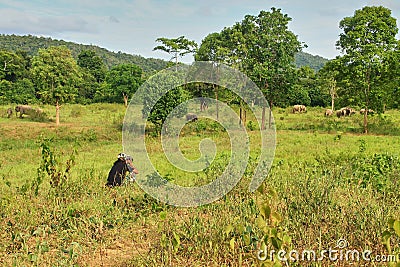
(30, 46, 81, 125)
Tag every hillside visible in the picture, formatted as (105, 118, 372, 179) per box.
(0, 34, 169, 73)
(0, 34, 328, 72)
(295, 51, 329, 71)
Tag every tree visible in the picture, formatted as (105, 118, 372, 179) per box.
(31, 46, 81, 126)
(195, 33, 230, 120)
(383, 44, 400, 108)
(0, 50, 26, 82)
(76, 50, 108, 104)
(0, 50, 35, 104)
(195, 33, 228, 63)
(102, 63, 143, 106)
(153, 36, 197, 69)
(318, 60, 343, 111)
(77, 50, 107, 83)
(142, 71, 189, 133)
(195, 8, 303, 128)
(336, 6, 399, 133)
(243, 9, 303, 128)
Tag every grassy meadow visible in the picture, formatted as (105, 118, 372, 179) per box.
(0, 103, 399, 267)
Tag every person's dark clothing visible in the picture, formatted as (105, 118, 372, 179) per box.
(106, 159, 128, 187)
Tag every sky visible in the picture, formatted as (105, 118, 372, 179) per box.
(0, 0, 399, 63)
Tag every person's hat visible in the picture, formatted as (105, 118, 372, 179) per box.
(125, 155, 133, 161)
(117, 153, 126, 159)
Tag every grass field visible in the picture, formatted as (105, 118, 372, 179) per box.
(0, 104, 399, 266)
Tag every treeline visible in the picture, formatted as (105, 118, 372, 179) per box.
(0, 34, 332, 109)
(0, 47, 143, 107)
(0, 45, 333, 109)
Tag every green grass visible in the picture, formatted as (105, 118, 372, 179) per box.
(0, 104, 399, 266)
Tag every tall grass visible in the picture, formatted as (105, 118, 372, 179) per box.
(0, 104, 399, 266)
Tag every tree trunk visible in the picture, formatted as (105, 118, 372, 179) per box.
(330, 78, 336, 111)
(268, 100, 273, 129)
(56, 99, 60, 126)
(243, 108, 246, 127)
(175, 52, 178, 72)
(239, 107, 242, 125)
(364, 69, 370, 134)
(261, 106, 266, 130)
(201, 100, 208, 111)
(215, 85, 219, 120)
(123, 93, 128, 107)
(239, 105, 246, 126)
(363, 107, 368, 134)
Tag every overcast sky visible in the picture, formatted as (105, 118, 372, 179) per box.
(0, 0, 399, 63)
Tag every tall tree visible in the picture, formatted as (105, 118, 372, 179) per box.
(103, 63, 143, 106)
(0, 50, 25, 82)
(77, 50, 107, 103)
(336, 6, 399, 133)
(195, 8, 303, 128)
(141, 71, 189, 133)
(288, 66, 316, 107)
(195, 33, 229, 119)
(77, 50, 107, 83)
(31, 46, 81, 126)
(383, 44, 400, 109)
(0, 50, 35, 104)
(153, 36, 197, 69)
(318, 60, 343, 111)
(243, 9, 303, 128)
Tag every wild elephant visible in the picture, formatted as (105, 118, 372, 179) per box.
(336, 109, 344, 118)
(35, 108, 44, 115)
(292, 104, 307, 113)
(6, 108, 13, 118)
(347, 107, 356, 116)
(325, 109, 333, 116)
(186, 113, 198, 122)
(292, 105, 300, 113)
(337, 107, 356, 118)
(15, 105, 33, 118)
(360, 108, 374, 115)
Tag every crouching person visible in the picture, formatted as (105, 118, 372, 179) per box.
(106, 153, 139, 187)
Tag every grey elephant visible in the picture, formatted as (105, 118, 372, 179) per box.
(337, 107, 349, 117)
(186, 113, 198, 122)
(6, 108, 13, 118)
(336, 109, 344, 118)
(344, 107, 356, 116)
(325, 109, 333, 116)
(293, 104, 307, 113)
(15, 105, 33, 118)
(35, 108, 44, 114)
(347, 107, 356, 116)
(337, 107, 356, 118)
(360, 108, 374, 115)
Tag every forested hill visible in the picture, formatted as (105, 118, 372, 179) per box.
(0, 34, 328, 72)
(0, 34, 169, 73)
(295, 52, 329, 71)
